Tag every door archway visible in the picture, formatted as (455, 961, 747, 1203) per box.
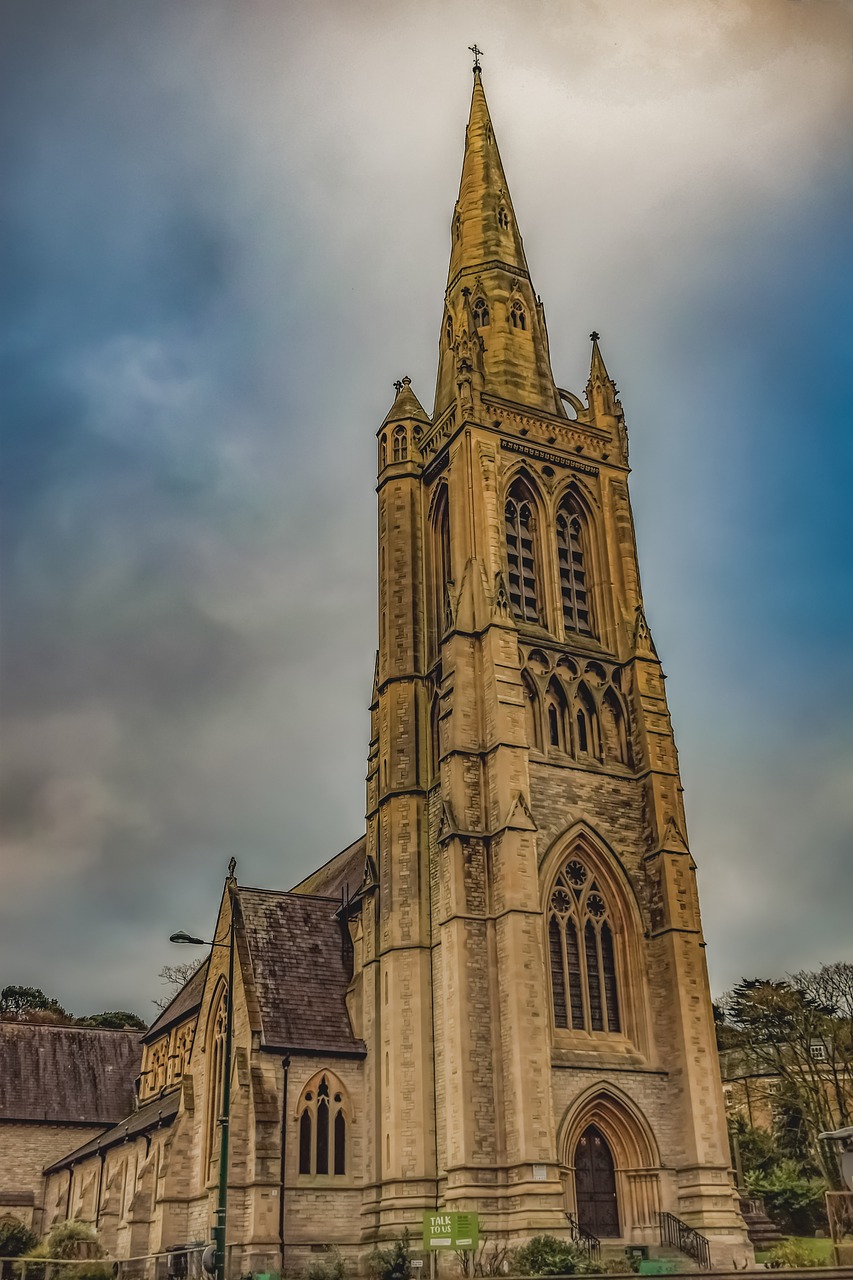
(575, 1124, 619, 1237)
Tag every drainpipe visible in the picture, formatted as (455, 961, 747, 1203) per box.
(279, 1056, 290, 1273)
(95, 1148, 106, 1229)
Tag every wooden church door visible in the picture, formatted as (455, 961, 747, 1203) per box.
(575, 1124, 620, 1237)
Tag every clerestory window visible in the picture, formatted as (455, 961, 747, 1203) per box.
(548, 856, 620, 1035)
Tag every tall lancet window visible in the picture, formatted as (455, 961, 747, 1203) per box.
(556, 499, 593, 636)
(548, 856, 621, 1035)
(505, 480, 540, 624)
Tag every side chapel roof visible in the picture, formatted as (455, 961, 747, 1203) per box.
(0, 1022, 140, 1125)
(237, 886, 365, 1057)
(43, 1088, 181, 1173)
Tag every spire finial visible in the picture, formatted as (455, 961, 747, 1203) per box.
(468, 44, 483, 73)
(590, 330, 600, 343)
(227, 856, 237, 880)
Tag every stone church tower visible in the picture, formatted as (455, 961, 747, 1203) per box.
(348, 64, 749, 1263)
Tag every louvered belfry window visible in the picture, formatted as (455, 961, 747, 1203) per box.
(557, 504, 592, 636)
(505, 483, 540, 623)
(548, 856, 621, 1034)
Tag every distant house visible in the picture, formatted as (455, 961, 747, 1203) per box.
(0, 1021, 140, 1232)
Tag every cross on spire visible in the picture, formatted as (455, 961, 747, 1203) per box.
(468, 44, 483, 72)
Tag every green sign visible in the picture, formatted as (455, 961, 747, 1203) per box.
(422, 1212, 480, 1250)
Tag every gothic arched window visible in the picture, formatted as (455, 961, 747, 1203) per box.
(430, 695, 441, 781)
(204, 987, 227, 1170)
(556, 501, 592, 636)
(297, 1074, 349, 1177)
(445, 314, 454, 347)
(431, 485, 451, 653)
(574, 683, 600, 759)
(379, 434, 387, 470)
(505, 480, 540, 624)
(393, 426, 408, 462)
(498, 206, 509, 230)
(544, 677, 569, 753)
(548, 856, 621, 1034)
(472, 296, 490, 328)
(510, 299, 527, 330)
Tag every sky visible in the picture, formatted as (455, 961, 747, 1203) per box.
(1, 0, 852, 1019)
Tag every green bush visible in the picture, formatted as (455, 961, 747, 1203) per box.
(303, 1248, 345, 1280)
(763, 1238, 829, 1269)
(512, 1236, 601, 1276)
(367, 1233, 411, 1280)
(0, 1222, 39, 1258)
(746, 1161, 827, 1236)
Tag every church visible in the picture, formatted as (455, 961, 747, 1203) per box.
(35, 63, 751, 1273)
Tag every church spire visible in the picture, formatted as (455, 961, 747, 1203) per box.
(433, 62, 564, 420)
(586, 329, 619, 420)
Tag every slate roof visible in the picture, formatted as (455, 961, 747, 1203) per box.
(237, 887, 364, 1056)
(290, 835, 366, 901)
(143, 957, 209, 1044)
(0, 1023, 140, 1124)
(43, 1089, 181, 1172)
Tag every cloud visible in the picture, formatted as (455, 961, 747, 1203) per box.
(0, 0, 851, 1014)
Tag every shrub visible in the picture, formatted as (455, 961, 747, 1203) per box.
(0, 1222, 39, 1258)
(367, 1233, 411, 1280)
(38, 1221, 103, 1261)
(746, 1161, 827, 1236)
(304, 1248, 345, 1280)
(512, 1236, 600, 1276)
(764, 1239, 829, 1269)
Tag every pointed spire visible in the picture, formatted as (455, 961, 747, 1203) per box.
(433, 64, 563, 419)
(383, 375, 427, 426)
(586, 330, 618, 419)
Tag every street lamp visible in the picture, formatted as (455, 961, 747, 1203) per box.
(171, 866, 237, 1280)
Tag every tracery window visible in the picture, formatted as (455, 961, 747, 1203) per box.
(556, 502, 592, 636)
(548, 857, 620, 1034)
(505, 480, 540, 624)
(472, 296, 490, 328)
(393, 426, 408, 462)
(204, 988, 227, 1169)
(522, 672, 541, 751)
(445, 314, 454, 348)
(297, 1074, 348, 1177)
(544, 677, 569, 752)
(510, 299, 527, 330)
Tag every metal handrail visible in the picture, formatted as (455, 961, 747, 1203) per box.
(658, 1210, 712, 1269)
(566, 1213, 601, 1262)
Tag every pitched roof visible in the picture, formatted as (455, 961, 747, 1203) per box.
(43, 1089, 181, 1172)
(142, 957, 209, 1044)
(0, 1022, 140, 1124)
(237, 887, 364, 1056)
(290, 835, 366, 902)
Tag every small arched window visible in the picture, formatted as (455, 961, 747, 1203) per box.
(505, 479, 540, 624)
(510, 300, 527, 330)
(379, 434, 387, 470)
(393, 426, 408, 462)
(472, 297, 489, 328)
(548, 855, 621, 1034)
(544, 677, 569, 753)
(498, 206, 509, 230)
(454, 213, 461, 242)
(574, 683, 600, 759)
(297, 1074, 349, 1177)
(430, 695, 441, 781)
(445, 314, 454, 348)
(556, 502, 592, 636)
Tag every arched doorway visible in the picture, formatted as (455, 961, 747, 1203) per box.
(575, 1124, 619, 1237)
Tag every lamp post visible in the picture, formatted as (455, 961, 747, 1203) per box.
(171, 868, 236, 1280)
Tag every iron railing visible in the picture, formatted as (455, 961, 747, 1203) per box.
(566, 1213, 601, 1262)
(658, 1211, 711, 1269)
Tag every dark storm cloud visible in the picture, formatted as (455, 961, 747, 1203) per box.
(0, 0, 851, 1015)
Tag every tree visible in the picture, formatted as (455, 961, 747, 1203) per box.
(0, 985, 68, 1022)
(80, 1011, 147, 1030)
(153, 961, 203, 1011)
(720, 964, 853, 1186)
